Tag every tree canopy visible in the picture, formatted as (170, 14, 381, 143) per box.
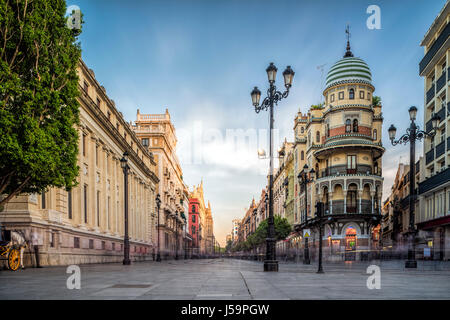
(0, 0, 83, 207)
(231, 216, 292, 252)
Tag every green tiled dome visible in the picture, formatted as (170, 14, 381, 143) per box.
(325, 57, 372, 88)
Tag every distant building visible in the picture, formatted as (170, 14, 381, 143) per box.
(133, 108, 189, 259)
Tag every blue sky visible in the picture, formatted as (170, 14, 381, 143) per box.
(71, 0, 446, 245)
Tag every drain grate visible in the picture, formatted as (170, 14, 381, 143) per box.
(110, 284, 152, 289)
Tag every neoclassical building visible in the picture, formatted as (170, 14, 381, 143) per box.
(0, 60, 159, 266)
(133, 109, 189, 259)
(294, 40, 384, 261)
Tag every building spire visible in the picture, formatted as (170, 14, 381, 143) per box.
(344, 24, 354, 58)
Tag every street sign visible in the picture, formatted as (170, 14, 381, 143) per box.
(303, 229, 311, 238)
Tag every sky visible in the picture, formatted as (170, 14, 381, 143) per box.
(71, 0, 446, 246)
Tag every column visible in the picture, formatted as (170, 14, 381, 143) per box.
(358, 190, 363, 214)
(329, 191, 333, 215)
(370, 191, 375, 215)
(343, 190, 347, 214)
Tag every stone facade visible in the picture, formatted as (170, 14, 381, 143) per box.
(0, 60, 159, 266)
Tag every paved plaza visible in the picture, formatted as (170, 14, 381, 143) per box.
(0, 259, 449, 300)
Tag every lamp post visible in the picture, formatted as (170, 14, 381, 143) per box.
(183, 213, 188, 259)
(297, 164, 315, 264)
(120, 151, 131, 265)
(388, 106, 440, 268)
(251, 62, 294, 272)
(316, 202, 324, 273)
(175, 211, 179, 260)
(155, 193, 161, 262)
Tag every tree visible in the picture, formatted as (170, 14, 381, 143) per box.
(372, 96, 381, 107)
(0, 0, 83, 207)
(225, 239, 232, 252)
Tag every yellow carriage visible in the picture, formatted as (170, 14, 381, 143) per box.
(0, 230, 22, 271)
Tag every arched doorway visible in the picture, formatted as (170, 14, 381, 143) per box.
(345, 226, 357, 261)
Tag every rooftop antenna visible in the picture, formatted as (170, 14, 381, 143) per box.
(344, 24, 354, 58)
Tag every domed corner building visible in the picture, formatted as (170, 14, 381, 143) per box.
(294, 39, 384, 262)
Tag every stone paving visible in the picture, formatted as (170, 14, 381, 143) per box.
(0, 258, 449, 300)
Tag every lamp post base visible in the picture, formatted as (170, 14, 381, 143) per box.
(303, 258, 310, 265)
(405, 260, 417, 268)
(123, 259, 131, 265)
(264, 260, 279, 272)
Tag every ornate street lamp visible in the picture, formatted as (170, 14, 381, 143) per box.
(120, 151, 131, 265)
(388, 107, 440, 268)
(155, 193, 161, 262)
(251, 62, 294, 272)
(297, 164, 315, 264)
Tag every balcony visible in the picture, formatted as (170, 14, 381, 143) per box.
(436, 141, 445, 158)
(425, 148, 435, 164)
(318, 164, 376, 178)
(324, 200, 376, 215)
(419, 22, 450, 75)
(436, 71, 447, 93)
(426, 84, 435, 104)
(419, 167, 450, 195)
(437, 106, 446, 123)
(426, 118, 433, 133)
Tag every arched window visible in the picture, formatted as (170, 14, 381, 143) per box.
(308, 131, 311, 146)
(353, 119, 358, 132)
(373, 129, 377, 140)
(374, 162, 378, 174)
(316, 131, 320, 143)
(349, 88, 355, 99)
(345, 119, 351, 133)
(301, 151, 304, 160)
(301, 126, 304, 133)
(191, 205, 195, 213)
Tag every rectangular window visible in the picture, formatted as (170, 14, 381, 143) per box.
(338, 91, 344, 100)
(107, 111, 111, 120)
(68, 190, 72, 219)
(347, 155, 356, 173)
(142, 138, 149, 146)
(101, 241, 105, 250)
(330, 94, 335, 102)
(84, 185, 88, 223)
(359, 91, 365, 99)
(82, 134, 86, 156)
(112, 242, 115, 251)
(50, 232, 55, 247)
(192, 215, 196, 223)
(89, 239, 94, 249)
(83, 81, 89, 94)
(95, 145, 99, 166)
(41, 193, 46, 209)
(97, 191, 100, 227)
(74, 237, 80, 248)
(96, 97, 101, 107)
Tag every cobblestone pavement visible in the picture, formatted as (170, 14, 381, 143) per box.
(0, 259, 449, 300)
